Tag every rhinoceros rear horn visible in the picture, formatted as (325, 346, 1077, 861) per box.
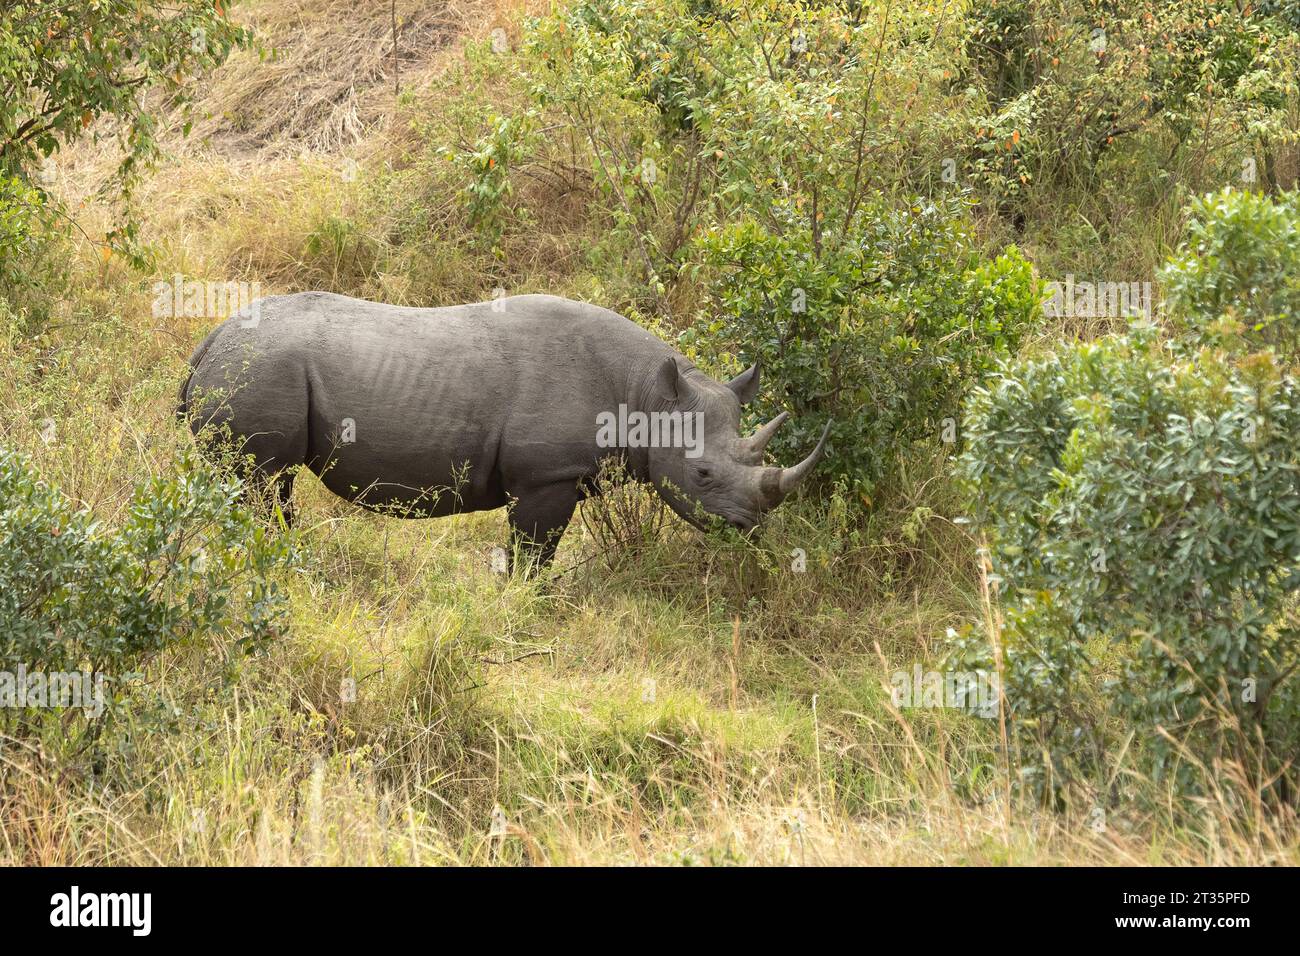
(777, 421, 832, 497)
(744, 411, 788, 456)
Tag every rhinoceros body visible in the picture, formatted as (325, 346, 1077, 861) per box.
(181, 292, 826, 568)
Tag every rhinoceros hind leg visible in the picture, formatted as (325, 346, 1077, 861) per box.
(274, 471, 296, 529)
(507, 483, 578, 574)
(191, 424, 300, 529)
(224, 461, 296, 529)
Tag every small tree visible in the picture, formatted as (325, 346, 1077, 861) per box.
(0, 1, 249, 296)
(0, 1, 248, 182)
(959, 190, 1300, 807)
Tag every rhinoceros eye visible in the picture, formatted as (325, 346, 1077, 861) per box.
(697, 467, 712, 479)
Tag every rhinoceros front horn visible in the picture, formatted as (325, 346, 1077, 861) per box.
(777, 421, 832, 497)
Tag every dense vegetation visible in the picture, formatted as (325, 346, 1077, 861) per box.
(1, 0, 1298, 864)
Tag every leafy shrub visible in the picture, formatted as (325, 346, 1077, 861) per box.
(520, 0, 713, 291)
(964, 0, 1038, 106)
(692, 194, 1039, 501)
(0, 447, 295, 731)
(958, 325, 1300, 805)
(450, 112, 538, 253)
(514, 0, 978, 297)
(1161, 188, 1300, 357)
(960, 0, 1300, 211)
(0, 2, 250, 321)
(441, 0, 1298, 309)
(0, 173, 56, 313)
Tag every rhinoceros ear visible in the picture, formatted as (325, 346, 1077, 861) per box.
(725, 361, 761, 405)
(654, 356, 687, 403)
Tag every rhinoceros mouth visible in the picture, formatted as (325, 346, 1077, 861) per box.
(725, 513, 758, 532)
(663, 494, 755, 534)
(704, 505, 758, 532)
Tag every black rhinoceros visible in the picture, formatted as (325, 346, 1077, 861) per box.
(180, 292, 828, 569)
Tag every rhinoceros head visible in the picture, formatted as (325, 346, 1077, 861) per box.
(643, 358, 830, 532)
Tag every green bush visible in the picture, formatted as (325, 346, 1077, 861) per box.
(0, 173, 64, 324)
(452, 112, 538, 253)
(959, 1, 1299, 212)
(692, 194, 1039, 501)
(1161, 188, 1300, 357)
(958, 326, 1300, 804)
(0, 447, 295, 732)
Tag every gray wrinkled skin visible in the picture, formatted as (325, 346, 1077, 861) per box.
(180, 292, 827, 570)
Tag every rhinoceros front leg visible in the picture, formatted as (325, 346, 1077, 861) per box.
(507, 483, 579, 574)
